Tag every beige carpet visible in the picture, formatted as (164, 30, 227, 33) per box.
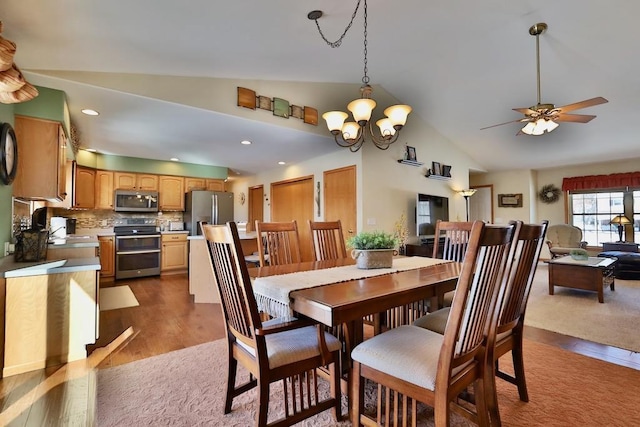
(525, 263, 640, 353)
(96, 338, 640, 426)
(100, 285, 140, 311)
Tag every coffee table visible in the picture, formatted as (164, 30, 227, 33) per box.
(547, 256, 616, 303)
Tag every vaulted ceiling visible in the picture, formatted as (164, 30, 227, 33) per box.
(3, 1, 638, 175)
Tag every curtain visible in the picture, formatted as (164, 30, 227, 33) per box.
(562, 172, 640, 191)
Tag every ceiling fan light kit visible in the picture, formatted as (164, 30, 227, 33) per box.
(482, 22, 608, 136)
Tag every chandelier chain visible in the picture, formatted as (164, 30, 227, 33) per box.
(362, 0, 369, 85)
(311, 0, 362, 48)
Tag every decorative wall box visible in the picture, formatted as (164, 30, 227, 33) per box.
(237, 87, 318, 126)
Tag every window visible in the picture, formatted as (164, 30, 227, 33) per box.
(570, 190, 636, 246)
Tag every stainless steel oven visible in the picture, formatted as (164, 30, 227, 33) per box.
(114, 219, 161, 279)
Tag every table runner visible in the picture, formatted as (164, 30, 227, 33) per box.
(253, 256, 451, 318)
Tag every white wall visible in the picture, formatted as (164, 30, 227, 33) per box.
(471, 157, 640, 258)
(228, 107, 481, 245)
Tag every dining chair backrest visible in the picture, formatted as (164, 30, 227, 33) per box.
(202, 222, 261, 345)
(498, 220, 549, 334)
(255, 220, 302, 267)
(432, 220, 474, 261)
(308, 220, 347, 261)
(442, 221, 516, 369)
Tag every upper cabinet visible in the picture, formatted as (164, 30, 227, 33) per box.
(114, 172, 158, 191)
(12, 115, 67, 201)
(95, 170, 114, 210)
(48, 160, 94, 209)
(185, 177, 206, 192)
(159, 175, 185, 211)
(206, 179, 226, 192)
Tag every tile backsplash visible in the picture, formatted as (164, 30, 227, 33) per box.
(50, 208, 183, 232)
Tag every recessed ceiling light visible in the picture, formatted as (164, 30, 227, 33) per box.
(170, 158, 179, 162)
(84, 148, 97, 152)
(278, 161, 286, 165)
(81, 109, 100, 116)
(241, 140, 252, 145)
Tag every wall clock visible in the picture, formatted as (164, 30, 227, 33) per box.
(239, 192, 246, 205)
(0, 122, 17, 185)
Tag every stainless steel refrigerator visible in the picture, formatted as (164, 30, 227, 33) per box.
(184, 190, 234, 235)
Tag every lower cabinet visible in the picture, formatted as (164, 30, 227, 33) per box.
(161, 233, 188, 273)
(98, 236, 115, 278)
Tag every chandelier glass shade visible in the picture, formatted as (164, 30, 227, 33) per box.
(310, 0, 412, 152)
(521, 117, 559, 135)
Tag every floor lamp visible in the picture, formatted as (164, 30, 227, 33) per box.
(459, 189, 477, 221)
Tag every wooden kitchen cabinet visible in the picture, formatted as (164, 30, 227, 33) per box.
(12, 115, 67, 201)
(161, 233, 188, 272)
(74, 166, 96, 209)
(95, 170, 114, 209)
(98, 235, 115, 278)
(206, 179, 226, 192)
(159, 175, 185, 211)
(48, 161, 95, 209)
(185, 177, 206, 191)
(114, 172, 158, 191)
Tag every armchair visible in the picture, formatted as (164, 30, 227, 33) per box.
(546, 224, 587, 259)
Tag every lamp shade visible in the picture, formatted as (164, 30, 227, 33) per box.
(341, 122, 361, 141)
(610, 215, 631, 225)
(384, 105, 412, 127)
(459, 189, 477, 198)
(376, 118, 396, 137)
(322, 111, 349, 133)
(347, 98, 376, 123)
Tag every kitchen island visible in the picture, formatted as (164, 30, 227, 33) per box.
(0, 255, 101, 377)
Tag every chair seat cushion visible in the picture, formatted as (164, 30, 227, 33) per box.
(412, 307, 450, 334)
(352, 325, 457, 390)
(265, 325, 341, 369)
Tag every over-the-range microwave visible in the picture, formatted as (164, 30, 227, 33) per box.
(114, 189, 159, 212)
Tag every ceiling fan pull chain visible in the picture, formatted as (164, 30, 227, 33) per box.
(308, 0, 363, 48)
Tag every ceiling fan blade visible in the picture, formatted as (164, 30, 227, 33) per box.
(555, 97, 608, 113)
(554, 113, 597, 123)
(480, 117, 530, 130)
(513, 107, 538, 115)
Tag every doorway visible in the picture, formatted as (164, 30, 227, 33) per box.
(247, 185, 264, 232)
(271, 176, 315, 261)
(469, 185, 493, 223)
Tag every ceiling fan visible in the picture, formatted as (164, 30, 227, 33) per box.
(482, 23, 608, 136)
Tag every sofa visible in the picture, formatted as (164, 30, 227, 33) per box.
(598, 242, 640, 280)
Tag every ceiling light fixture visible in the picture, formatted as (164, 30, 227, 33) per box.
(170, 158, 179, 162)
(81, 109, 99, 116)
(241, 140, 252, 145)
(309, 0, 411, 152)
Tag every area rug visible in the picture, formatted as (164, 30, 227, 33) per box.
(100, 285, 140, 311)
(97, 338, 640, 426)
(524, 263, 640, 353)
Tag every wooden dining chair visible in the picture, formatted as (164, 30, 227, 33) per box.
(255, 220, 302, 267)
(412, 221, 548, 423)
(429, 220, 474, 309)
(202, 222, 342, 427)
(308, 220, 347, 261)
(350, 221, 516, 427)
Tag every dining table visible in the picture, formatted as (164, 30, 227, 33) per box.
(248, 256, 462, 421)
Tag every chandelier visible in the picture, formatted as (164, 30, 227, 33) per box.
(308, 0, 412, 152)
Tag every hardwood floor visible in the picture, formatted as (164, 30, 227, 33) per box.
(1, 273, 638, 426)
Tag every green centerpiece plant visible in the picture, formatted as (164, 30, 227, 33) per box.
(348, 231, 399, 269)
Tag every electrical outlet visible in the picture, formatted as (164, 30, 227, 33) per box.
(3, 242, 9, 257)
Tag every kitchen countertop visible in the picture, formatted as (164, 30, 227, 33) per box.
(0, 256, 101, 279)
(48, 236, 100, 248)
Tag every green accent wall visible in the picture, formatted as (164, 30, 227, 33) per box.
(13, 86, 70, 136)
(0, 104, 15, 252)
(76, 152, 228, 179)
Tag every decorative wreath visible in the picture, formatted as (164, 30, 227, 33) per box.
(538, 184, 561, 204)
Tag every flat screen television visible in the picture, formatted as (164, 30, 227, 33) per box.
(416, 193, 449, 237)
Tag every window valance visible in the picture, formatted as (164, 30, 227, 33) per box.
(562, 172, 640, 191)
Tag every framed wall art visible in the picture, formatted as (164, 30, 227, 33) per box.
(498, 193, 523, 207)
